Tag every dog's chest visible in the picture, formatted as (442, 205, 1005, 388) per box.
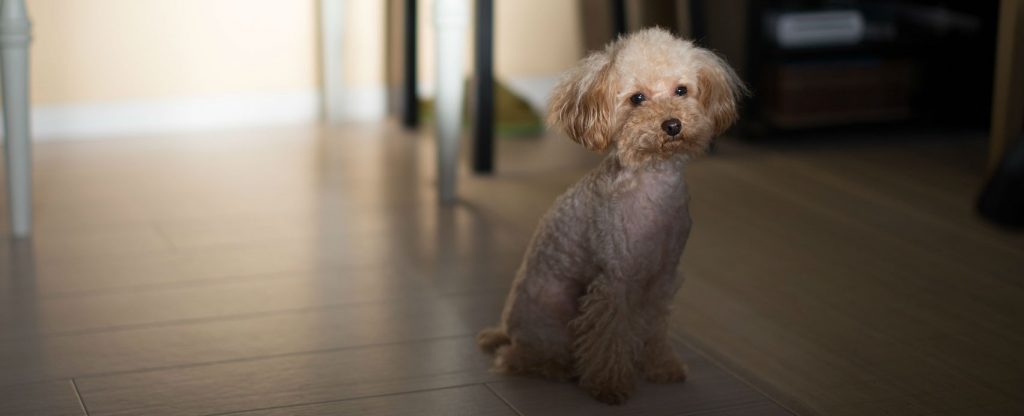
(612, 171, 691, 249)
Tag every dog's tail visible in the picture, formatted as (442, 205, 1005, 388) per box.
(477, 327, 510, 353)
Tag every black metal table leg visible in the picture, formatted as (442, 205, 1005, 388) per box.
(611, 0, 627, 37)
(401, 0, 418, 128)
(472, 0, 494, 173)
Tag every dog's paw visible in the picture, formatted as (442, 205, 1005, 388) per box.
(644, 358, 688, 383)
(580, 371, 634, 405)
(586, 385, 631, 405)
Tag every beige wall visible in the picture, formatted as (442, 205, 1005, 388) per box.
(416, 0, 583, 95)
(28, 0, 319, 105)
(343, 0, 385, 87)
(27, 0, 580, 106)
(494, 0, 583, 78)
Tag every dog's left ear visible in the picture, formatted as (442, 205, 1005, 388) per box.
(696, 50, 746, 136)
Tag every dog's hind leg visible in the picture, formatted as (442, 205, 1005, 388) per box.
(492, 311, 575, 381)
(480, 326, 571, 379)
(488, 267, 580, 381)
(570, 278, 643, 405)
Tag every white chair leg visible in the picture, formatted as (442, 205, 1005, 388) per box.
(0, 0, 32, 238)
(433, 0, 468, 204)
(319, 0, 346, 124)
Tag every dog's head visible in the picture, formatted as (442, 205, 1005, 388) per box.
(548, 28, 745, 166)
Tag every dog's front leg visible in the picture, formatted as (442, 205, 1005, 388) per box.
(635, 271, 688, 383)
(570, 277, 643, 405)
(640, 300, 688, 383)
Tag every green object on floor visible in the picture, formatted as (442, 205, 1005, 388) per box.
(419, 78, 543, 138)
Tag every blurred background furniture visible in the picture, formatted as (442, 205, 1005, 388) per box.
(737, 1, 998, 134)
(391, 0, 689, 202)
(991, 0, 1024, 170)
(381, 0, 1019, 203)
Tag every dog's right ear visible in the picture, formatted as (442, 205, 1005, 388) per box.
(547, 52, 616, 151)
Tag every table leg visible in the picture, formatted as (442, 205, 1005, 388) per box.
(1, 0, 32, 238)
(401, 0, 418, 128)
(471, 0, 493, 173)
(433, 0, 468, 203)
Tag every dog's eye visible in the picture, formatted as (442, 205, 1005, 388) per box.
(675, 86, 688, 96)
(629, 93, 646, 105)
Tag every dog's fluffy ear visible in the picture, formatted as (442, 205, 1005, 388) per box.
(696, 50, 746, 136)
(547, 51, 616, 151)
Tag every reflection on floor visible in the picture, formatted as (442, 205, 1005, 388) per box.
(1, 122, 1021, 415)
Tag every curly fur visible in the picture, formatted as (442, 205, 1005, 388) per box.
(478, 28, 744, 405)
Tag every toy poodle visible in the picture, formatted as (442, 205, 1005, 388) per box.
(477, 28, 745, 404)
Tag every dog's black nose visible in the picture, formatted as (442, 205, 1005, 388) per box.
(661, 118, 682, 136)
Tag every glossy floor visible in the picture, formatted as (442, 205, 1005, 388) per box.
(1, 124, 788, 416)
(3, 123, 1023, 415)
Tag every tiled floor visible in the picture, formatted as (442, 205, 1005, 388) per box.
(0, 124, 790, 415)
(4, 122, 1023, 415)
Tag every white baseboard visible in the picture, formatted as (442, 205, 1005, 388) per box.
(29, 89, 322, 140)
(7, 77, 573, 141)
(19, 87, 387, 141)
(331, 86, 387, 122)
